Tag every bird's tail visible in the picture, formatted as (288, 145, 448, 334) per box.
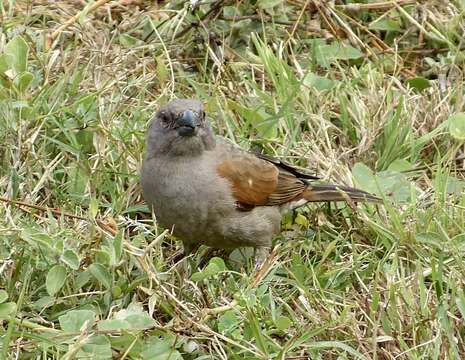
(302, 184, 382, 203)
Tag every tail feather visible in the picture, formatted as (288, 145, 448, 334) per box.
(302, 184, 382, 204)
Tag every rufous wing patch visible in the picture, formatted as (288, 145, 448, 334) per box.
(217, 158, 279, 206)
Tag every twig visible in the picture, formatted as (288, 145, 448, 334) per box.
(336, 0, 417, 12)
(0, 196, 117, 235)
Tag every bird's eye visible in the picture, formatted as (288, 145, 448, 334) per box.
(159, 112, 170, 125)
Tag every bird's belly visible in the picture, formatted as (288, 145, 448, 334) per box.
(143, 161, 234, 241)
(141, 158, 281, 249)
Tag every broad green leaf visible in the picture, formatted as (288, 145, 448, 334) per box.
(275, 315, 292, 331)
(140, 338, 182, 360)
(314, 42, 363, 67)
(0, 290, 8, 304)
(416, 232, 443, 249)
(88, 263, 112, 289)
(59, 309, 96, 332)
(0, 54, 11, 75)
(446, 176, 465, 194)
(16, 71, 34, 92)
(124, 313, 156, 330)
(406, 77, 431, 91)
(218, 310, 239, 334)
(20, 227, 55, 251)
(61, 249, 81, 270)
(191, 257, 226, 282)
(32, 296, 55, 311)
(89, 198, 99, 219)
(119, 34, 141, 47)
(303, 73, 338, 91)
(111, 303, 155, 329)
(77, 335, 112, 360)
(0, 302, 17, 319)
(46, 265, 67, 296)
(449, 112, 465, 141)
(97, 319, 131, 331)
(352, 162, 378, 194)
(0, 54, 12, 88)
(387, 159, 412, 172)
(4, 36, 29, 74)
(369, 18, 401, 32)
(257, 0, 283, 9)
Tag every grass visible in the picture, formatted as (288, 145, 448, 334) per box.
(1, 0, 465, 359)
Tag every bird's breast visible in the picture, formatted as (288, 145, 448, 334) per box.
(141, 155, 235, 237)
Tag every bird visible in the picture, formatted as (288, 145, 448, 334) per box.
(140, 99, 381, 267)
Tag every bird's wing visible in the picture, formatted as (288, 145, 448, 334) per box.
(254, 152, 319, 180)
(216, 151, 308, 207)
(215, 138, 381, 209)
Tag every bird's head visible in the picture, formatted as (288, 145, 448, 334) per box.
(146, 99, 216, 157)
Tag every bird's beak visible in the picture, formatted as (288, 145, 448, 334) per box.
(176, 110, 199, 137)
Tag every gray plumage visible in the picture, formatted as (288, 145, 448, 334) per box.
(140, 99, 380, 265)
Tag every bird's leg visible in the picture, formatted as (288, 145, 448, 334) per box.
(172, 242, 200, 277)
(253, 246, 271, 271)
(183, 242, 200, 257)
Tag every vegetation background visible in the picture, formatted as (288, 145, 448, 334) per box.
(1, 0, 465, 358)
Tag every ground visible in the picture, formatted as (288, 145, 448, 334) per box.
(1, 1, 465, 359)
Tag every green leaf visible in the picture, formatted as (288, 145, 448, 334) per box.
(416, 232, 443, 249)
(446, 176, 465, 194)
(20, 227, 54, 250)
(59, 309, 96, 332)
(448, 112, 465, 141)
(16, 71, 34, 93)
(303, 73, 338, 91)
(77, 335, 112, 360)
(228, 99, 277, 139)
(112, 232, 123, 265)
(387, 159, 412, 172)
(88, 263, 112, 289)
(275, 315, 292, 331)
(97, 319, 131, 331)
(0, 302, 17, 319)
(369, 18, 401, 32)
(352, 162, 378, 195)
(109, 303, 156, 330)
(89, 198, 99, 219)
(61, 249, 81, 270)
(0, 54, 11, 75)
(0, 290, 8, 304)
(46, 265, 67, 296)
(123, 313, 156, 330)
(406, 77, 431, 91)
(140, 338, 182, 360)
(218, 310, 239, 334)
(257, 0, 283, 9)
(314, 42, 363, 67)
(4, 36, 29, 74)
(191, 257, 226, 282)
